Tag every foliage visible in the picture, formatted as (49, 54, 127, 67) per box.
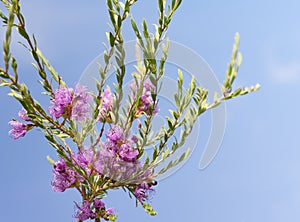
(0, 0, 259, 221)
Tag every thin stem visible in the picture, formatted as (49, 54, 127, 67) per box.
(95, 1, 135, 113)
(91, 122, 106, 149)
(15, 11, 53, 94)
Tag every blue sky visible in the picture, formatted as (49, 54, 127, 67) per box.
(1, 1, 300, 222)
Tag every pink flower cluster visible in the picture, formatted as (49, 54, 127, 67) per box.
(74, 200, 114, 221)
(8, 108, 30, 140)
(131, 79, 158, 116)
(48, 84, 93, 121)
(51, 125, 156, 220)
(98, 86, 114, 122)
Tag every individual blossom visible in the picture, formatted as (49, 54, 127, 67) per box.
(52, 158, 77, 192)
(101, 86, 113, 109)
(118, 142, 139, 162)
(134, 182, 155, 202)
(51, 153, 90, 192)
(94, 199, 105, 209)
(98, 86, 114, 122)
(71, 84, 93, 122)
(139, 79, 158, 114)
(73, 150, 93, 176)
(93, 146, 116, 176)
(93, 146, 139, 183)
(48, 87, 73, 118)
(104, 208, 114, 221)
(8, 120, 27, 140)
(18, 108, 30, 121)
(106, 125, 125, 144)
(131, 135, 138, 144)
(131, 79, 158, 116)
(74, 201, 95, 221)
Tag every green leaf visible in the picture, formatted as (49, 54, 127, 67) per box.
(46, 155, 55, 166)
(158, 0, 165, 14)
(8, 89, 23, 100)
(17, 27, 29, 40)
(0, 10, 8, 23)
(162, 147, 170, 159)
(109, 32, 115, 47)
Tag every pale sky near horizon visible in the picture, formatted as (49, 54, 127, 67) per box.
(1, 1, 300, 222)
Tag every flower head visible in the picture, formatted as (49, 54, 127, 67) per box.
(8, 120, 27, 140)
(52, 158, 77, 192)
(94, 199, 105, 209)
(98, 86, 114, 122)
(93, 146, 142, 183)
(106, 125, 124, 143)
(48, 87, 73, 118)
(119, 142, 139, 162)
(51, 152, 91, 192)
(102, 86, 113, 110)
(74, 201, 95, 221)
(18, 108, 30, 121)
(105, 208, 114, 220)
(134, 182, 155, 202)
(73, 150, 92, 176)
(131, 79, 158, 116)
(71, 84, 93, 122)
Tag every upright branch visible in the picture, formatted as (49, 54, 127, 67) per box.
(0, 0, 259, 221)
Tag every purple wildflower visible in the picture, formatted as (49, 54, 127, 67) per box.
(134, 182, 155, 202)
(139, 79, 158, 115)
(74, 201, 95, 221)
(93, 147, 115, 175)
(73, 150, 93, 176)
(76, 152, 89, 166)
(94, 199, 105, 209)
(52, 149, 98, 193)
(119, 142, 139, 162)
(131, 79, 158, 116)
(98, 86, 114, 122)
(71, 84, 93, 122)
(131, 135, 138, 144)
(106, 125, 124, 143)
(52, 158, 77, 192)
(104, 208, 114, 221)
(18, 108, 30, 121)
(83, 147, 98, 164)
(8, 120, 27, 140)
(93, 146, 141, 183)
(52, 170, 77, 192)
(144, 79, 155, 91)
(48, 87, 73, 118)
(48, 105, 65, 118)
(106, 208, 114, 215)
(54, 87, 73, 106)
(102, 86, 113, 110)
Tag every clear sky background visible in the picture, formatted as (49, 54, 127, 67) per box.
(1, 1, 300, 222)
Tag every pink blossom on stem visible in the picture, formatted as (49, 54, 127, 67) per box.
(131, 79, 159, 116)
(71, 84, 93, 122)
(48, 87, 73, 118)
(74, 201, 95, 221)
(106, 125, 125, 143)
(134, 182, 155, 202)
(98, 86, 114, 122)
(119, 142, 139, 162)
(18, 108, 30, 121)
(8, 120, 27, 140)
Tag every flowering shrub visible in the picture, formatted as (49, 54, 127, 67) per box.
(0, 0, 259, 221)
